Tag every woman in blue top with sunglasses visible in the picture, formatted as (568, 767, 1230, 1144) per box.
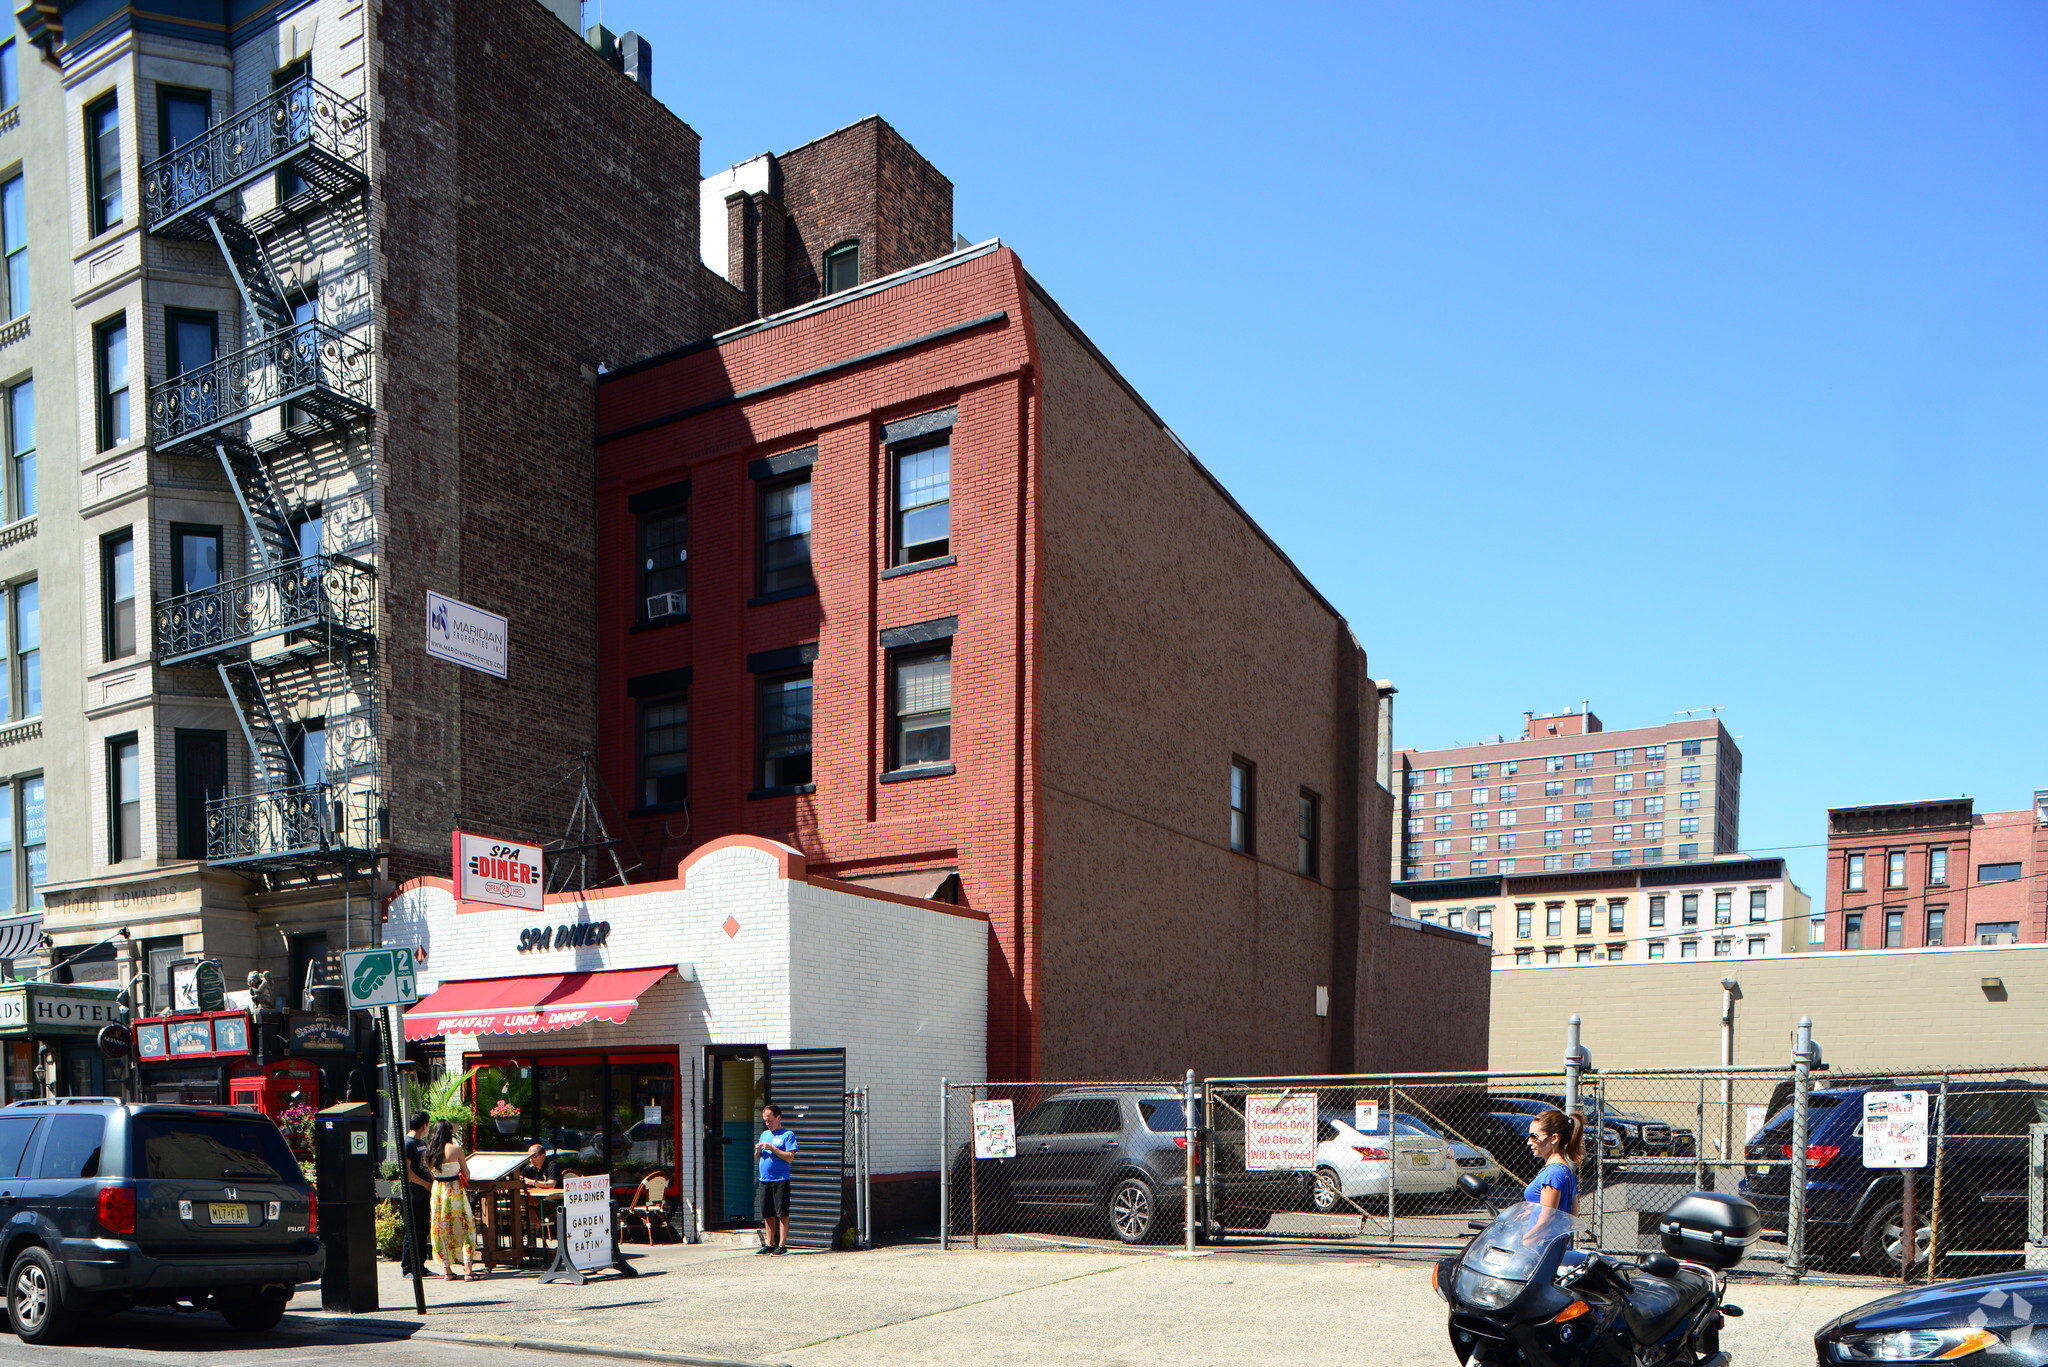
(1523, 1108, 1585, 1213)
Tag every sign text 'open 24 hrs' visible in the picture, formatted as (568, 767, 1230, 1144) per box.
(454, 830, 546, 912)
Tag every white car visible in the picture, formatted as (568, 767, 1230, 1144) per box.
(1305, 1112, 1456, 1213)
(1394, 1110, 1506, 1186)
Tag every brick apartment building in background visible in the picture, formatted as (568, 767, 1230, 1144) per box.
(1392, 708, 1742, 884)
(1819, 793, 2048, 951)
(594, 234, 1492, 1082)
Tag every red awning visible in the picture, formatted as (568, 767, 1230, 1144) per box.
(403, 966, 674, 1041)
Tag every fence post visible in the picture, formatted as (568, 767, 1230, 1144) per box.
(938, 1076, 950, 1253)
(1564, 1015, 1584, 1112)
(1183, 1069, 1197, 1254)
(1927, 1071, 1950, 1278)
(1787, 1018, 1815, 1280)
(1386, 1075, 1397, 1240)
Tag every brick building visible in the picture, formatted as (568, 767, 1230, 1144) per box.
(595, 239, 1491, 1081)
(1819, 793, 2048, 951)
(1392, 709, 1742, 884)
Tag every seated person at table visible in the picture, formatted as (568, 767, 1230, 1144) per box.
(518, 1144, 564, 1187)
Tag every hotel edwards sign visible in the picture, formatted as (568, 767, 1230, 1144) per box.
(0, 983, 126, 1037)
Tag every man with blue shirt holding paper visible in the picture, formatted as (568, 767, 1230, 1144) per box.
(755, 1103, 798, 1255)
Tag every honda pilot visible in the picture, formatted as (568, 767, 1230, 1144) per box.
(0, 1098, 322, 1344)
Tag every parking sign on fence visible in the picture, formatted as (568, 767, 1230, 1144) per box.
(1245, 1091, 1317, 1170)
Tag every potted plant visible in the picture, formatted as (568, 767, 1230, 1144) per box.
(491, 1097, 522, 1135)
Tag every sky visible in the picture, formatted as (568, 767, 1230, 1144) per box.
(596, 1, 2048, 893)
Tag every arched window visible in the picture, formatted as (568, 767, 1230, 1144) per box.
(823, 240, 859, 294)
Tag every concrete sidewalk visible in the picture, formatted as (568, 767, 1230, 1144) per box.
(302, 1244, 1882, 1366)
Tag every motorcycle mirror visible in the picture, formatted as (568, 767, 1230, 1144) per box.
(1457, 1173, 1489, 1200)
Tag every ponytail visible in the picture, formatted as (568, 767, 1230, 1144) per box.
(1535, 1109, 1585, 1168)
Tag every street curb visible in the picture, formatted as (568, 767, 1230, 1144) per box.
(290, 1314, 792, 1367)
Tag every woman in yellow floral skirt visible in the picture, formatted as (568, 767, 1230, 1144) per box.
(426, 1119, 480, 1280)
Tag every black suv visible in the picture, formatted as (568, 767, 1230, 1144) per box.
(950, 1087, 1297, 1243)
(1498, 1092, 1698, 1159)
(0, 1098, 322, 1344)
(1740, 1081, 2048, 1275)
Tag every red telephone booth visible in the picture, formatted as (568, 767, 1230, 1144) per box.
(228, 1058, 322, 1122)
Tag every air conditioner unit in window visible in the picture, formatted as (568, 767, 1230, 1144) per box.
(646, 593, 686, 620)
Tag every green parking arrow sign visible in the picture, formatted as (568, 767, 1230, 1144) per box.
(342, 948, 419, 1011)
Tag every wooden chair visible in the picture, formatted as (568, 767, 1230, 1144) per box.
(618, 1170, 672, 1245)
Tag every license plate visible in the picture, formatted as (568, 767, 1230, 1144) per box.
(209, 1202, 250, 1225)
(1750, 1165, 1767, 1177)
(1408, 1151, 1434, 1167)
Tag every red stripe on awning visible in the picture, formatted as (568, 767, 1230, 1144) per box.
(403, 966, 674, 1041)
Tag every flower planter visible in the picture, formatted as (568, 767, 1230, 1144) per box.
(493, 1116, 521, 1135)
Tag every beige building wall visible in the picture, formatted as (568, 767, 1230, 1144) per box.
(1490, 941, 2048, 1073)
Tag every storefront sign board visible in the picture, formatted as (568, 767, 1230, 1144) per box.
(426, 591, 509, 678)
(563, 1173, 614, 1271)
(136, 1022, 168, 1059)
(455, 831, 546, 912)
(291, 1018, 352, 1052)
(1245, 1091, 1318, 1171)
(1863, 1090, 1929, 1168)
(0, 984, 126, 1037)
(971, 1100, 1016, 1159)
(169, 1018, 215, 1056)
(132, 1011, 251, 1060)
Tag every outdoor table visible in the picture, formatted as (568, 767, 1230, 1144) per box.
(525, 1186, 565, 1266)
(464, 1152, 540, 1271)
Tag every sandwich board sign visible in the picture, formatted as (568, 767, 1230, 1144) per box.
(539, 1172, 639, 1285)
(341, 948, 418, 1012)
(1863, 1090, 1929, 1168)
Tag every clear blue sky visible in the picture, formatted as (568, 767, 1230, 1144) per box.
(601, 1, 2047, 893)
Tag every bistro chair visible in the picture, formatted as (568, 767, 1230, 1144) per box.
(618, 1171, 672, 1245)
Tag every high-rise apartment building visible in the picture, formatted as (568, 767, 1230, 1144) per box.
(1392, 709, 1742, 884)
(1820, 794, 2048, 951)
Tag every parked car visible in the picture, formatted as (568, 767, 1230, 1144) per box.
(1486, 1096, 1629, 1160)
(1495, 1092, 1696, 1158)
(948, 1087, 1298, 1244)
(1390, 1110, 1504, 1185)
(1816, 1268, 2048, 1364)
(0, 1097, 323, 1344)
(1302, 1111, 1456, 1213)
(1428, 1095, 1554, 1183)
(1741, 1080, 2048, 1275)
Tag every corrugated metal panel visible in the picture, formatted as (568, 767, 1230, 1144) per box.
(768, 1048, 845, 1249)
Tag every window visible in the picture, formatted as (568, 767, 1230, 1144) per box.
(1433, 815, 1452, 832)
(0, 39, 14, 110)
(1750, 888, 1768, 921)
(0, 579, 38, 719)
(1544, 781, 1564, 797)
(1501, 761, 1518, 776)
(1645, 770, 1666, 787)
(1498, 833, 1517, 851)
(1574, 778, 1593, 795)
(756, 672, 813, 792)
(1613, 774, 1634, 792)
(1572, 827, 1592, 845)
(1434, 791, 1452, 808)
(1885, 850, 1906, 889)
(272, 60, 311, 201)
(1978, 862, 2022, 883)
(1747, 937, 1766, 956)
(1845, 853, 1866, 891)
(1228, 759, 1255, 855)
(1545, 756, 1564, 772)
(0, 775, 41, 914)
(1432, 863, 1451, 877)
(1499, 858, 1518, 874)
(164, 308, 216, 385)
(1498, 809, 1518, 826)
(1926, 907, 1945, 947)
(758, 475, 813, 594)
(638, 694, 688, 808)
(1977, 922, 2019, 945)
(1544, 805, 1563, 823)
(1541, 947, 1559, 965)
(1644, 821, 1664, 840)
(1611, 849, 1632, 866)
(5, 378, 31, 520)
(1714, 890, 1732, 924)
(1403, 865, 1421, 879)
(1644, 795, 1664, 815)
(158, 85, 210, 154)
(1572, 852, 1592, 868)
(1884, 910, 1903, 948)
(1648, 940, 1666, 959)
(1613, 799, 1635, 817)
(1572, 802, 1592, 820)
(1611, 823, 1632, 841)
(1613, 749, 1634, 766)
(101, 529, 135, 659)
(1542, 854, 1562, 871)
(1432, 839, 1451, 855)
(1469, 859, 1489, 875)
(1406, 817, 1421, 836)
(892, 436, 950, 565)
(1470, 811, 1490, 829)
(1516, 904, 1532, 938)
(1443, 907, 1463, 930)
(1679, 790, 1702, 810)
(289, 503, 323, 562)
(1681, 892, 1699, 926)
(108, 734, 140, 863)
(1499, 784, 1518, 801)
(172, 729, 225, 860)
(1469, 836, 1488, 853)
(1680, 940, 1699, 959)
(1608, 942, 1626, 960)
(1681, 739, 1702, 756)
(94, 315, 130, 450)
(1844, 913, 1863, 950)
(1679, 817, 1701, 835)
(1714, 939, 1732, 957)
(1543, 830, 1562, 847)
(1297, 791, 1319, 878)
(1648, 895, 1667, 927)
(171, 524, 222, 596)
(87, 94, 122, 234)
(1809, 916, 1824, 946)
(1469, 764, 1489, 780)
(1435, 768, 1452, 783)
(1515, 949, 1531, 966)
(1574, 753, 1594, 769)
(1545, 903, 1562, 936)
(287, 929, 328, 1005)
(1646, 744, 1666, 761)
(1680, 765, 1701, 781)
(287, 717, 326, 788)
(1576, 901, 1594, 934)
(1405, 793, 1422, 811)
(1, 175, 23, 321)
(1678, 842, 1700, 860)
(1576, 946, 1593, 963)
(1470, 788, 1490, 805)
(890, 646, 952, 770)
(1929, 848, 1948, 886)
(823, 240, 860, 294)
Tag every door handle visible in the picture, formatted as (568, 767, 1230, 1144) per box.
(1102, 1140, 1119, 1149)
(1037, 1142, 1052, 1151)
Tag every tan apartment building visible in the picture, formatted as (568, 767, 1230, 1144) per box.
(1394, 855, 1810, 966)
(1820, 793, 2048, 951)
(1393, 708, 1741, 884)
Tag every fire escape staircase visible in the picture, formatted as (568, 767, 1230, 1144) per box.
(141, 78, 380, 878)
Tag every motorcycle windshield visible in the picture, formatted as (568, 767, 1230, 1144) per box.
(1452, 1203, 1577, 1309)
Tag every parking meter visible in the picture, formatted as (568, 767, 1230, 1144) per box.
(314, 1101, 378, 1312)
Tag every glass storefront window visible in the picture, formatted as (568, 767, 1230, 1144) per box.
(610, 1060, 675, 1189)
(537, 1060, 605, 1169)
(467, 1052, 679, 1194)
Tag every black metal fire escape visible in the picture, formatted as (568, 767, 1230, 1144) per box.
(140, 77, 380, 881)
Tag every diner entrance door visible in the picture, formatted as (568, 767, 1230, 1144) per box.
(705, 1046, 768, 1227)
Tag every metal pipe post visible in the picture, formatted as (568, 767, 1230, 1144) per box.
(1787, 1017, 1814, 1280)
(1719, 978, 1739, 1173)
(1183, 1069, 1197, 1254)
(1386, 1075, 1397, 1238)
(938, 1077, 950, 1252)
(1927, 1073, 1949, 1277)
(1563, 1015, 1584, 1112)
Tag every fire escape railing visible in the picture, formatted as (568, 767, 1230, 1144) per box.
(141, 76, 368, 236)
(207, 783, 382, 869)
(147, 322, 373, 454)
(154, 555, 376, 668)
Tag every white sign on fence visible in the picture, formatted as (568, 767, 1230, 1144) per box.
(1744, 1106, 1770, 1142)
(426, 591, 509, 679)
(1354, 1101, 1380, 1133)
(971, 1100, 1016, 1159)
(1863, 1090, 1930, 1168)
(562, 1173, 614, 1271)
(1245, 1091, 1318, 1171)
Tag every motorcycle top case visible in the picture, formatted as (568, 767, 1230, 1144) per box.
(1657, 1191, 1762, 1270)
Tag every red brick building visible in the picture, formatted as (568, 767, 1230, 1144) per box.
(1820, 795, 2048, 950)
(593, 242, 1490, 1081)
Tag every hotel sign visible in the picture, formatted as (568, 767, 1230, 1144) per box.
(0, 984, 127, 1038)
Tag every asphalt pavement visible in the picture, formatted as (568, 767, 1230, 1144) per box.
(0, 1308, 499, 1366)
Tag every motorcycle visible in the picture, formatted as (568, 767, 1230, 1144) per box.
(1433, 1172, 1760, 1367)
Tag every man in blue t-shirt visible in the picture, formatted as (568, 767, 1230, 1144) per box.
(755, 1103, 798, 1255)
